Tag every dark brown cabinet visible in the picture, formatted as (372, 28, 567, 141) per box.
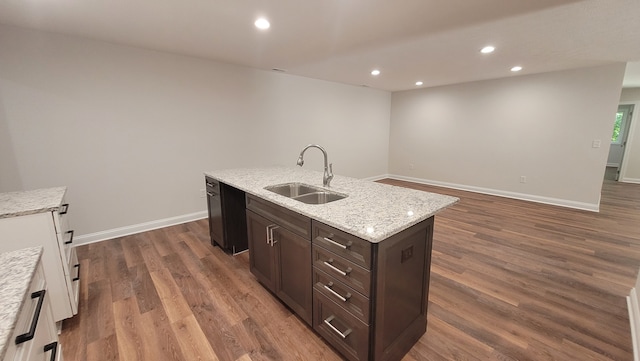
(205, 177, 248, 254)
(311, 218, 434, 361)
(246, 210, 277, 291)
(246, 195, 313, 325)
(210, 178, 436, 361)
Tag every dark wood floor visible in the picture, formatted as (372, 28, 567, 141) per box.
(60, 178, 640, 361)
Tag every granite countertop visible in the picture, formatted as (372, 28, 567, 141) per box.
(0, 247, 43, 360)
(204, 167, 459, 243)
(0, 187, 67, 219)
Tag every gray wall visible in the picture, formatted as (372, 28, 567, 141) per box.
(0, 25, 391, 238)
(1, 24, 631, 242)
(620, 87, 640, 182)
(388, 64, 626, 210)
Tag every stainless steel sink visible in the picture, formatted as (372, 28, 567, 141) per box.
(293, 191, 347, 204)
(264, 183, 347, 204)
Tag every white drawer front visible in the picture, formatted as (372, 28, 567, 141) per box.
(63, 247, 79, 315)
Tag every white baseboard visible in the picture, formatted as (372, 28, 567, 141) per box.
(73, 210, 208, 246)
(607, 163, 620, 167)
(386, 174, 600, 212)
(361, 174, 390, 182)
(628, 289, 640, 361)
(621, 177, 640, 184)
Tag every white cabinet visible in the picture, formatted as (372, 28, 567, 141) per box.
(3, 261, 63, 361)
(0, 191, 79, 323)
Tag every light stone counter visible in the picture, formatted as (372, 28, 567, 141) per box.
(0, 247, 43, 360)
(0, 187, 67, 219)
(204, 167, 458, 243)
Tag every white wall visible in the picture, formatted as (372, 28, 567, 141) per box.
(389, 64, 626, 210)
(0, 25, 391, 239)
(620, 88, 640, 183)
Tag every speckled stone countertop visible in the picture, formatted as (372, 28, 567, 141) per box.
(0, 247, 43, 360)
(204, 167, 458, 243)
(0, 187, 66, 219)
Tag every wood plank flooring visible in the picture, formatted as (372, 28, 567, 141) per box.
(60, 178, 640, 360)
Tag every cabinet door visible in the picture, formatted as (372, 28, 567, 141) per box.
(207, 190, 224, 247)
(246, 211, 277, 291)
(274, 226, 312, 325)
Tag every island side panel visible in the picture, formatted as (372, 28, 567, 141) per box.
(372, 216, 434, 361)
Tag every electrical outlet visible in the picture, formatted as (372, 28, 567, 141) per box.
(409, 163, 415, 170)
(520, 176, 526, 183)
(200, 189, 206, 198)
(592, 139, 601, 148)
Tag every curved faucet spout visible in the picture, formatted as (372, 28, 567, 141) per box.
(297, 144, 333, 187)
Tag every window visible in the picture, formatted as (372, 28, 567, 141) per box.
(612, 111, 624, 143)
(612, 105, 633, 145)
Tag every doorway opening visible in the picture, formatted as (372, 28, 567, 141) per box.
(605, 104, 634, 181)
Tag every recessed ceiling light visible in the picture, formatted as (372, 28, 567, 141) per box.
(480, 46, 495, 54)
(254, 18, 270, 30)
(371, 69, 381, 76)
(415, 81, 423, 86)
(511, 66, 523, 72)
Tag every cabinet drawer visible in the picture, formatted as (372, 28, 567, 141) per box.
(314, 291, 370, 361)
(5, 264, 49, 361)
(313, 245, 370, 297)
(246, 195, 311, 239)
(313, 268, 370, 324)
(53, 202, 70, 236)
(66, 247, 80, 315)
(312, 221, 372, 269)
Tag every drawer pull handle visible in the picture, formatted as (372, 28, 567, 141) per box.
(59, 203, 69, 215)
(44, 342, 58, 361)
(324, 282, 351, 302)
(15, 290, 46, 345)
(73, 264, 80, 281)
(65, 229, 75, 244)
(323, 237, 351, 249)
(206, 191, 215, 197)
(206, 182, 217, 188)
(324, 315, 352, 339)
(323, 259, 351, 277)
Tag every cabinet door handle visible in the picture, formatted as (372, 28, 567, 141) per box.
(15, 290, 46, 345)
(64, 230, 75, 244)
(323, 236, 350, 249)
(265, 225, 274, 244)
(44, 342, 58, 361)
(323, 315, 352, 339)
(59, 203, 69, 215)
(323, 282, 351, 302)
(323, 259, 351, 277)
(269, 225, 280, 246)
(206, 191, 214, 197)
(73, 264, 81, 281)
(206, 182, 217, 188)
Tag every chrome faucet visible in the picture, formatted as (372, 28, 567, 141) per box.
(296, 144, 333, 187)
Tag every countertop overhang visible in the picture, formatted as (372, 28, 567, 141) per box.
(0, 187, 66, 219)
(204, 167, 458, 243)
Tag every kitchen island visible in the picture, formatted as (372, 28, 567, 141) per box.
(204, 167, 457, 361)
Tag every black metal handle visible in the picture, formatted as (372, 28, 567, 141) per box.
(59, 203, 69, 215)
(15, 290, 46, 345)
(73, 264, 80, 281)
(44, 342, 58, 361)
(64, 230, 74, 245)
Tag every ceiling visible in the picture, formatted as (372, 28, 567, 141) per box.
(1, 0, 640, 92)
